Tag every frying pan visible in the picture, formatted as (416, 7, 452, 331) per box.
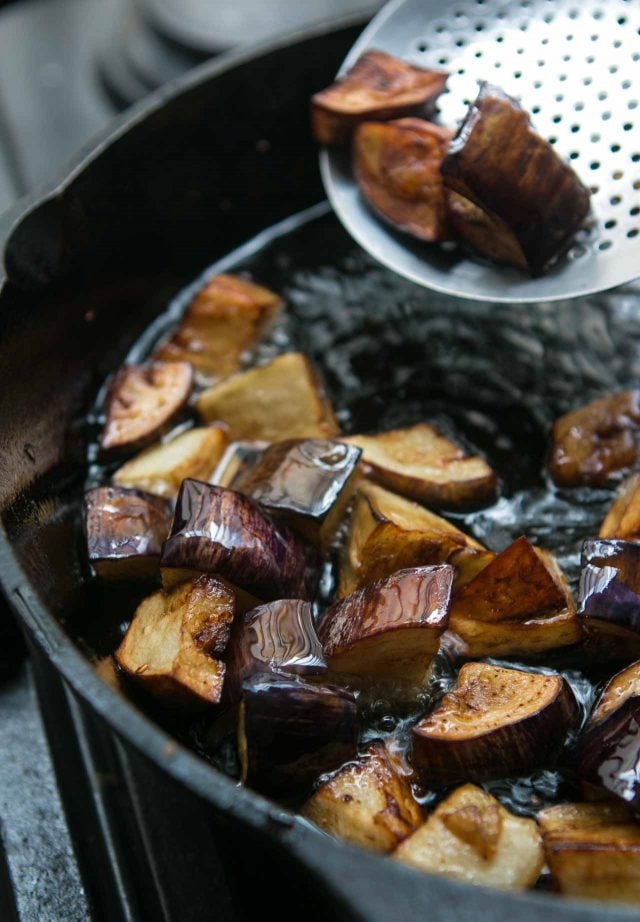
(0, 12, 637, 922)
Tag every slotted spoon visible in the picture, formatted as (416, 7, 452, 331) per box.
(320, 0, 640, 302)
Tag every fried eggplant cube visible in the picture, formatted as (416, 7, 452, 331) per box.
(600, 474, 640, 541)
(411, 662, 577, 784)
(538, 802, 640, 904)
(354, 119, 453, 243)
(338, 480, 493, 598)
(154, 273, 282, 383)
(99, 361, 193, 457)
(197, 352, 339, 442)
(447, 535, 582, 657)
(311, 50, 448, 147)
(441, 83, 591, 275)
(319, 566, 453, 689)
(161, 479, 319, 602)
(579, 539, 640, 658)
(549, 391, 640, 488)
(84, 485, 172, 581)
(115, 575, 235, 710)
(113, 426, 228, 499)
(302, 740, 422, 853)
(394, 784, 543, 891)
(343, 422, 496, 509)
(234, 438, 361, 550)
(238, 674, 358, 794)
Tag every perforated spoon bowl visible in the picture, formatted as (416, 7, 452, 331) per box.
(320, 0, 640, 302)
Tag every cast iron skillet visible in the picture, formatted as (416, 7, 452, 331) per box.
(0, 14, 637, 922)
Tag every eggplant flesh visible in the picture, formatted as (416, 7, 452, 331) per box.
(311, 50, 448, 147)
(411, 662, 577, 783)
(600, 474, 640, 541)
(549, 391, 640, 488)
(441, 82, 591, 275)
(353, 119, 453, 243)
(238, 674, 358, 794)
(225, 598, 326, 702)
(161, 479, 319, 601)
(234, 438, 361, 550)
(84, 486, 172, 581)
(579, 539, 640, 653)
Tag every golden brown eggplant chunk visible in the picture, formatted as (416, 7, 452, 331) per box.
(225, 599, 326, 703)
(302, 741, 422, 853)
(197, 353, 339, 442)
(548, 390, 640, 488)
(446, 536, 582, 657)
(153, 273, 282, 383)
(161, 479, 319, 602)
(343, 423, 497, 509)
(393, 784, 543, 891)
(441, 83, 591, 275)
(99, 361, 193, 457)
(538, 802, 640, 904)
(234, 438, 362, 550)
(600, 474, 640, 540)
(115, 576, 235, 710)
(238, 675, 358, 794)
(353, 119, 453, 243)
(311, 50, 448, 147)
(411, 663, 577, 784)
(210, 441, 268, 489)
(319, 566, 453, 689)
(338, 480, 493, 598)
(84, 486, 172, 581)
(113, 426, 228, 499)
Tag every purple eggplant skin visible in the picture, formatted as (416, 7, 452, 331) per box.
(579, 695, 640, 815)
(84, 486, 172, 581)
(225, 599, 327, 703)
(579, 540, 640, 652)
(161, 479, 319, 601)
(238, 674, 358, 795)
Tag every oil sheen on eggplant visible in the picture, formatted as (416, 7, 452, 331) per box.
(76, 205, 640, 823)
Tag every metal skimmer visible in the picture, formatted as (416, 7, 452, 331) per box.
(321, 0, 640, 303)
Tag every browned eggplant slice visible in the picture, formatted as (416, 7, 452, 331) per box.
(234, 438, 362, 550)
(238, 674, 357, 794)
(445, 189, 529, 269)
(394, 784, 543, 891)
(411, 662, 577, 784)
(578, 539, 640, 658)
(548, 391, 640, 488)
(578, 660, 640, 812)
(197, 352, 339, 442)
(302, 740, 422, 853)
(319, 566, 453, 689)
(225, 599, 326, 703)
(343, 423, 497, 509)
(154, 273, 282, 383)
(311, 50, 448, 147)
(338, 480, 493, 598)
(99, 361, 193, 456)
(600, 474, 640, 540)
(161, 479, 319, 601)
(84, 485, 172, 581)
(115, 575, 235, 710)
(538, 801, 640, 903)
(113, 425, 228, 499)
(210, 440, 268, 489)
(446, 536, 582, 657)
(353, 119, 453, 243)
(441, 83, 591, 275)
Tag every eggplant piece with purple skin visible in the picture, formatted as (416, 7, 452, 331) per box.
(161, 479, 319, 602)
(225, 599, 327, 703)
(441, 83, 591, 275)
(233, 438, 362, 550)
(578, 660, 640, 813)
(84, 486, 172, 581)
(579, 539, 640, 657)
(411, 662, 578, 784)
(238, 674, 358, 794)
